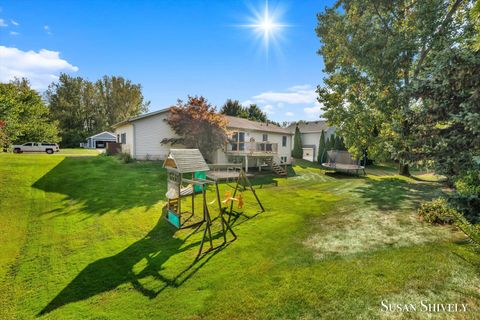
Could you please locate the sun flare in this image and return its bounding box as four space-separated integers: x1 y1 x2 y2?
239 1 288 57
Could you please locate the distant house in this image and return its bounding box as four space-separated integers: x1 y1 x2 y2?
287 121 336 162
83 131 117 149
112 108 293 172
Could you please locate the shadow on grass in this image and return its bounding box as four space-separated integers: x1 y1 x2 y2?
354 178 437 211
38 217 228 316
32 156 167 215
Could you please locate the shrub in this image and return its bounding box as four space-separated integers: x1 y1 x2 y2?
450 170 480 223
451 209 480 246
455 170 480 197
117 152 133 163
417 198 455 224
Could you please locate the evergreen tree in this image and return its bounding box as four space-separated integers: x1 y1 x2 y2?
334 135 342 150
246 104 267 122
291 126 303 158
220 99 247 118
326 134 335 151
317 130 326 163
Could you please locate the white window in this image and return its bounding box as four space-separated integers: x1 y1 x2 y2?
280 156 287 163
231 132 245 151
262 134 268 142
282 136 287 147
121 133 126 144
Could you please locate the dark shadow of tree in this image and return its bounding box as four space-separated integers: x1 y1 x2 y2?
354 178 439 211
32 156 167 215
38 217 228 316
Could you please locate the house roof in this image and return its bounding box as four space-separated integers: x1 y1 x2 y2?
112 107 172 128
113 107 292 134
163 149 210 173
225 116 292 134
87 131 116 140
287 120 333 133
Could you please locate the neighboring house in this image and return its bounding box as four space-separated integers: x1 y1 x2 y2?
112 109 293 172
82 131 117 149
287 121 336 162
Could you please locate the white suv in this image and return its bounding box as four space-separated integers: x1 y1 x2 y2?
13 142 60 154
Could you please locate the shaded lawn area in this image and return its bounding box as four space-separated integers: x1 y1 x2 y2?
0 154 479 319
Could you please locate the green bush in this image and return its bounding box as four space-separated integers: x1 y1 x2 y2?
455 170 480 197
117 152 133 163
450 170 480 223
451 209 480 246
418 198 455 224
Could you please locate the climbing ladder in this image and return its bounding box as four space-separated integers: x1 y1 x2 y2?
265 157 287 176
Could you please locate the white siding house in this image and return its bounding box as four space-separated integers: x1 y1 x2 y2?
287 121 336 162
113 109 293 171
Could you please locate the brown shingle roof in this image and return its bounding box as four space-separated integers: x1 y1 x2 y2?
113 108 292 134
225 116 292 134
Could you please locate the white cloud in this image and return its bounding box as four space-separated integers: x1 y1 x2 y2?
288 84 313 91
11 19 19 26
9 31 19 36
244 84 324 120
251 85 317 105
0 46 79 90
303 104 323 118
262 104 275 115
44 25 52 35
0 18 7 27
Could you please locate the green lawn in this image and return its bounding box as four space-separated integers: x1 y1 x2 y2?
0 153 478 319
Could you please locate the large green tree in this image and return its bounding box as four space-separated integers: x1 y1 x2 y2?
46 74 149 147
316 0 471 175
0 79 59 146
220 99 268 122
472 0 480 50
246 104 267 122
410 46 480 181
220 99 248 118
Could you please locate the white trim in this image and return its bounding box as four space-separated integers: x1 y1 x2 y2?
88 131 116 139
111 107 171 128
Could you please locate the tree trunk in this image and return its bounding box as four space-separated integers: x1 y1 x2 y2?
399 66 411 177
399 163 410 176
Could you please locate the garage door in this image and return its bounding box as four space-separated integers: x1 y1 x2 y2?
302 148 314 162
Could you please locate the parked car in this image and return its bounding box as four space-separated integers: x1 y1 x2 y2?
12 142 60 154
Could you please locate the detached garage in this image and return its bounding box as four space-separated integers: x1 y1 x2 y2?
84 131 117 149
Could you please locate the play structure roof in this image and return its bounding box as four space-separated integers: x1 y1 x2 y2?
163 149 210 173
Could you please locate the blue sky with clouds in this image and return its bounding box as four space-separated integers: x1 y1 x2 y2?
0 0 334 122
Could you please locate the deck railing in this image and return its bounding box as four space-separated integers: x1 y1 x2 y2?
226 141 278 154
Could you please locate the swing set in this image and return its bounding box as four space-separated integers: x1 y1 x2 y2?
162 149 264 259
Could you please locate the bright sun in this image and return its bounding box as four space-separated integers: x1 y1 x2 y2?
239 1 288 57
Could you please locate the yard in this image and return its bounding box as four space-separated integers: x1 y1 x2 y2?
0 151 478 319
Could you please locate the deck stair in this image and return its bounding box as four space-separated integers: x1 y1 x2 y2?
265 158 287 176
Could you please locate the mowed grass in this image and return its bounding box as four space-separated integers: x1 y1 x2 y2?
0 154 478 319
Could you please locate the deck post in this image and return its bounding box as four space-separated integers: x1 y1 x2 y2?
244 155 248 173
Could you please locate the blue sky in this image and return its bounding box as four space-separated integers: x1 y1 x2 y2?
0 0 333 122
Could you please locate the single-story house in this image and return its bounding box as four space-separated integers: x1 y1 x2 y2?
82 131 117 149
112 108 293 172
287 121 336 162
